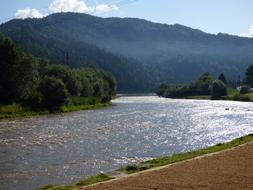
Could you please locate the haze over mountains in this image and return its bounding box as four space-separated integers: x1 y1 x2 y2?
1 12 253 92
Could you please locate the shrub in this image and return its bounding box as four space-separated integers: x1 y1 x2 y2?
23 91 43 111
39 76 69 112
125 165 138 172
233 93 251 102
211 80 227 100
101 95 111 103
240 85 251 94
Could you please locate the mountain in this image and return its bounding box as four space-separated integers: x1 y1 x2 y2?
1 12 253 91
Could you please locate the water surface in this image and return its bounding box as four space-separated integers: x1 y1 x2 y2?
0 96 253 190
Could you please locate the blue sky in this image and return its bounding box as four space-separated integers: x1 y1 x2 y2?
1 0 253 37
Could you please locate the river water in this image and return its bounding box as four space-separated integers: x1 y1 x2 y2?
0 96 253 190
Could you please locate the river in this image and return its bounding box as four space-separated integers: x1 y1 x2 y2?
0 96 253 190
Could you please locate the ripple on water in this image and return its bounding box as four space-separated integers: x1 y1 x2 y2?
0 96 253 190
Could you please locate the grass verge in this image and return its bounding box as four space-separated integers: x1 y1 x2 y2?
35 174 114 190
185 90 253 102
119 134 253 174
0 104 48 120
61 102 110 113
36 134 253 190
0 102 111 120
186 95 211 100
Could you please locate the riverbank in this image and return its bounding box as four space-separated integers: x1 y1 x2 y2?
181 89 253 102
80 134 253 190
36 134 253 190
0 102 111 120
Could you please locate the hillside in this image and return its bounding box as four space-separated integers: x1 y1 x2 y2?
1 12 253 91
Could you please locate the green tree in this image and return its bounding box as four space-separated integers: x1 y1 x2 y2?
218 73 227 84
45 64 80 96
39 76 69 112
240 85 251 94
104 73 117 97
74 69 93 97
245 65 253 87
155 82 171 97
211 80 227 100
0 34 38 104
199 72 213 83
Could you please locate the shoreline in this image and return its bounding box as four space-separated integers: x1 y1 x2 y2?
0 102 112 121
80 136 253 190
36 134 253 190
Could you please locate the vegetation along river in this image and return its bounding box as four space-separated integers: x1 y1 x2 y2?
0 96 253 190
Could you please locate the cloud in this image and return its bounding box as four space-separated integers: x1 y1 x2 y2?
240 26 253 38
49 0 90 13
14 0 119 19
95 4 119 14
15 8 43 19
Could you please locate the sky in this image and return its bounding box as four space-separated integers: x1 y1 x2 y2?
1 0 253 37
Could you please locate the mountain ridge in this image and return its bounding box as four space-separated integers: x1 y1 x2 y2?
1 12 253 91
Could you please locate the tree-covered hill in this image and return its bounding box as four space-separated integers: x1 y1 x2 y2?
1 12 253 91
0 33 117 115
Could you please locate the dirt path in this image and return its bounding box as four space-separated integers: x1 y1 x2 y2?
78 142 253 190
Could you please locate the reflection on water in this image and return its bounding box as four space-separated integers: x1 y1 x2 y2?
0 96 253 190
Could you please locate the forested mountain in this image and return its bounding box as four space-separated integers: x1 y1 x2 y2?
1 12 253 91
0 33 116 113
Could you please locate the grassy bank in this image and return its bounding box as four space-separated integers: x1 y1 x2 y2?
0 97 111 120
36 173 114 190
120 134 253 174
36 134 253 190
188 88 253 102
0 104 48 120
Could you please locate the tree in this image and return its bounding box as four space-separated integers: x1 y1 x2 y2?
245 65 253 87
240 85 251 94
185 72 213 96
218 73 227 84
104 73 117 97
211 80 227 100
155 82 171 97
45 64 80 96
38 76 69 112
0 33 38 104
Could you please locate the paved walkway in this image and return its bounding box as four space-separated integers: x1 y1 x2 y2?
78 142 253 190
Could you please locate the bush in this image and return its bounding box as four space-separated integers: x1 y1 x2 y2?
23 91 43 111
211 80 227 100
0 103 23 114
125 165 138 172
101 95 111 103
233 93 251 102
240 85 251 94
39 76 69 112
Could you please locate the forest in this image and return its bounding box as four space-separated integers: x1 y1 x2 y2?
156 67 253 101
0 33 116 117
1 13 253 92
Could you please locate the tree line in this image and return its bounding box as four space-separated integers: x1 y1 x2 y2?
0 33 116 112
156 65 253 101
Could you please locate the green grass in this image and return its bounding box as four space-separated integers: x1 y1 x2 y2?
224 90 253 102
35 134 253 189
186 88 253 102
227 87 238 97
245 92 253 100
0 97 111 120
35 173 114 190
186 95 211 100
119 134 253 174
61 102 110 113
75 173 114 186
61 96 111 113
0 104 48 120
